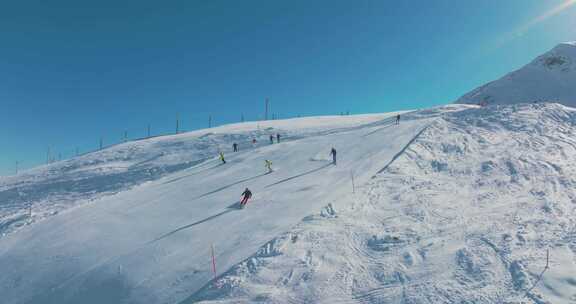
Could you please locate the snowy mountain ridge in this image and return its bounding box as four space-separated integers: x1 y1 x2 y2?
456 42 576 107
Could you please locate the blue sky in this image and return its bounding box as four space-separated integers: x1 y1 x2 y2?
1 0 575 175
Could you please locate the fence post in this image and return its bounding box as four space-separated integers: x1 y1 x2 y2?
265 98 269 120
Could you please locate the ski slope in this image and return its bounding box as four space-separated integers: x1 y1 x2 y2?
0 109 436 304
2 103 576 304
0 113 403 237
192 103 576 304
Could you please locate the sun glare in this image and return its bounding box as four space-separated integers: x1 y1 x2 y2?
491 0 576 51
525 0 576 29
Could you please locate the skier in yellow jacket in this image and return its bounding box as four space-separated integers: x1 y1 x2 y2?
219 152 226 164
265 159 273 173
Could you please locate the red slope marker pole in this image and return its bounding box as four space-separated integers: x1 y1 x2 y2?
211 244 217 279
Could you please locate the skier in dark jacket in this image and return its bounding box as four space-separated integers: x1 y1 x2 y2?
240 188 252 207
330 148 337 165
395 114 400 125
233 143 238 152
276 133 281 143
269 135 274 144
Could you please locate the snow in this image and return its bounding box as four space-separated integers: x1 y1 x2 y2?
191 103 576 304
2 103 576 304
456 42 576 107
0 113 401 237
0 110 417 303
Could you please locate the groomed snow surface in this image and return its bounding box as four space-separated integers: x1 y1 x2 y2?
1 104 576 304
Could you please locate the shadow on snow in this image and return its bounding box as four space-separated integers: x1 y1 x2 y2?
149 203 241 243
194 172 270 199
265 163 332 188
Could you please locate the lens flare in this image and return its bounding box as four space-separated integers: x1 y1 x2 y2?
522 0 576 31
492 0 576 50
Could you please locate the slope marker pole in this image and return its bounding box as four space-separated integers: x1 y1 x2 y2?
211 244 217 279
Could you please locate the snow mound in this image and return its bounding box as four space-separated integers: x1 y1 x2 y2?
456 43 576 107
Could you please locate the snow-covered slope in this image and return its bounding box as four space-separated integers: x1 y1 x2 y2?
0 109 426 304
0 113 401 237
2 104 576 304
456 42 576 107
191 103 576 304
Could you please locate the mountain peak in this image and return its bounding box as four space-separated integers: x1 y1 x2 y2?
456 42 576 107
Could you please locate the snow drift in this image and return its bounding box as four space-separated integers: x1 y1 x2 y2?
456 42 576 107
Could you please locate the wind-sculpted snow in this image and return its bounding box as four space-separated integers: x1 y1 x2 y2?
190 103 576 304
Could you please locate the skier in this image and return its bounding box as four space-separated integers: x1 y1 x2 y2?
269 135 274 144
265 159 273 173
276 133 281 143
330 147 337 165
233 143 238 152
252 138 257 146
219 152 226 164
396 114 400 125
240 188 252 207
